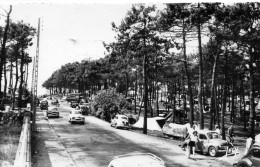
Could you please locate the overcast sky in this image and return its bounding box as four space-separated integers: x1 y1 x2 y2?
1 0 241 95
3 2 142 95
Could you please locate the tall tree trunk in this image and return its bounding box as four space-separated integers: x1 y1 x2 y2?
0 6 12 100
182 21 194 128
209 54 219 130
4 63 7 99
221 53 228 140
230 77 235 123
142 19 148 134
13 56 19 109
249 46 255 139
18 50 25 107
197 3 204 129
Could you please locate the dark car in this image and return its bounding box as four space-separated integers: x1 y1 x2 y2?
70 101 78 108
46 107 59 118
40 100 48 110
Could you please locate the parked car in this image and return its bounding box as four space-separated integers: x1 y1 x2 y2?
111 114 130 129
183 130 230 157
68 109 85 124
46 107 59 118
40 100 48 110
108 153 166 167
70 101 78 108
235 143 260 167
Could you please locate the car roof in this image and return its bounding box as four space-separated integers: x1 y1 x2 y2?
48 107 58 110
110 153 165 167
116 114 128 117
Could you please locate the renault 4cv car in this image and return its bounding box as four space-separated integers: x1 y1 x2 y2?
68 109 85 124
184 130 230 157
111 114 130 130
46 107 59 118
40 100 48 110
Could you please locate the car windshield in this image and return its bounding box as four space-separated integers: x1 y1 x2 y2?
207 132 221 139
121 116 128 120
72 110 81 114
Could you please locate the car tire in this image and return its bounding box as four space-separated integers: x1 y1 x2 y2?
237 162 250 167
208 146 217 157
115 123 118 129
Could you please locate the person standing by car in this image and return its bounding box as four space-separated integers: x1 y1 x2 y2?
228 123 235 145
215 125 220 134
188 131 199 159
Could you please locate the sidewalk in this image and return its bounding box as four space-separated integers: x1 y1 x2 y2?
31 110 76 167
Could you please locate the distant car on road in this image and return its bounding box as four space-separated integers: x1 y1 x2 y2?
108 153 166 167
68 109 85 124
111 114 130 130
235 142 260 167
70 101 78 108
40 100 48 110
183 130 230 157
46 107 59 118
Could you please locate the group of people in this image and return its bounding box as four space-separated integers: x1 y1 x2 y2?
180 122 235 159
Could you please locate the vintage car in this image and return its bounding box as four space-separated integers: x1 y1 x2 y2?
111 114 130 130
183 130 230 157
79 105 89 115
51 99 59 105
40 100 48 110
46 107 59 118
235 143 260 167
68 109 85 124
70 101 78 108
108 153 166 167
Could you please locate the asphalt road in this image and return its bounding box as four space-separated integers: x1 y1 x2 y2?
35 101 234 167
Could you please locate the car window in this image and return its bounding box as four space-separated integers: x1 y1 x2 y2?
121 117 128 120
252 149 260 158
207 132 221 139
73 110 81 114
199 134 207 140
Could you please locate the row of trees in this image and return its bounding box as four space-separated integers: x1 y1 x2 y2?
43 3 260 138
0 6 36 108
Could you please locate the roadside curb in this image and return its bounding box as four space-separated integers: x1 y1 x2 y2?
34 110 77 167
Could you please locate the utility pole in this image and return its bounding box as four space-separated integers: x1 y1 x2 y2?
32 18 40 130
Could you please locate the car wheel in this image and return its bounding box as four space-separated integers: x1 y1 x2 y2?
237 162 249 167
82 122 85 125
115 123 118 129
208 146 217 157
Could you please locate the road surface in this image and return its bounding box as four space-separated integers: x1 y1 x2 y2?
32 101 234 167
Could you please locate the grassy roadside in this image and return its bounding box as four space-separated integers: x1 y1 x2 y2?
0 122 22 167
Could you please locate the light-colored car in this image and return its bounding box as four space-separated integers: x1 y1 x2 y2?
111 114 130 129
184 130 230 157
235 143 260 167
68 109 85 124
46 107 59 118
108 153 166 167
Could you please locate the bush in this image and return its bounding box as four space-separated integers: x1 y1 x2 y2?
92 88 133 120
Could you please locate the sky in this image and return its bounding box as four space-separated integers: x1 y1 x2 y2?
0 0 243 95
1 2 141 95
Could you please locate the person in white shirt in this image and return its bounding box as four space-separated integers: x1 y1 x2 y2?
187 130 199 159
